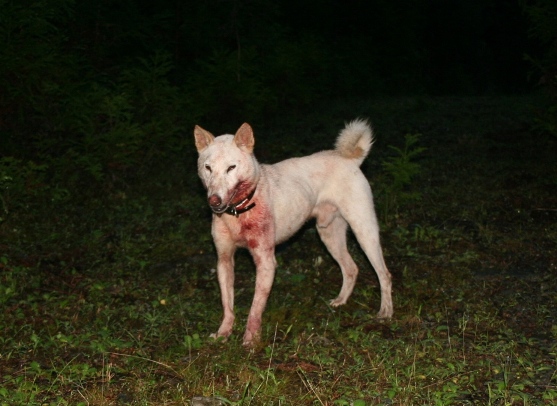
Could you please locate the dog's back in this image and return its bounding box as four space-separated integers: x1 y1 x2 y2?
258 119 376 244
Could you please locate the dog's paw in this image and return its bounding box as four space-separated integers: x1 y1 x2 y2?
209 333 228 343
329 297 347 307
242 330 261 349
376 307 394 319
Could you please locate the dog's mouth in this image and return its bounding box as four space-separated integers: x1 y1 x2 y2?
210 204 229 214
208 187 256 217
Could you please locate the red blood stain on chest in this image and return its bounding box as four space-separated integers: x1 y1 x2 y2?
237 202 272 250
217 180 273 251
232 180 254 205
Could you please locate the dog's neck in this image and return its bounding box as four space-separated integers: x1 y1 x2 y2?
225 187 256 217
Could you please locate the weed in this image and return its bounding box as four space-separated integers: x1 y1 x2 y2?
380 133 426 223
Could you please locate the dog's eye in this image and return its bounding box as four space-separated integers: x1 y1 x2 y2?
204 164 212 172
227 165 236 173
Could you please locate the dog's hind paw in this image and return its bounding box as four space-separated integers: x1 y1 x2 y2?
329 297 347 307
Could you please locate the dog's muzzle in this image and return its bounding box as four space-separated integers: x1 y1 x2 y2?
207 188 256 217
208 194 228 214
208 194 223 208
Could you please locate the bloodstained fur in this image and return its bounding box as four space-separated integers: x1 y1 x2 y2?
231 179 255 207
238 195 272 252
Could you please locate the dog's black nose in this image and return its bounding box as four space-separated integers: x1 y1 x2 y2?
208 194 222 208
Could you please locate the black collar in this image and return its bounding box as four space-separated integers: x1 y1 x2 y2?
225 188 256 217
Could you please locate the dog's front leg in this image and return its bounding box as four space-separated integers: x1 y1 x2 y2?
243 246 276 347
211 244 236 341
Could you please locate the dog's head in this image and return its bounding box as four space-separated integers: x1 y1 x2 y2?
194 123 260 214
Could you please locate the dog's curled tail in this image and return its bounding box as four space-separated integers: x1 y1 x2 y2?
335 119 374 166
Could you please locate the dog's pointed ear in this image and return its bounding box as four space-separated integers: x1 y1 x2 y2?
194 125 215 153
234 123 255 153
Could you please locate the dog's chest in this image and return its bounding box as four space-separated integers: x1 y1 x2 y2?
219 203 273 250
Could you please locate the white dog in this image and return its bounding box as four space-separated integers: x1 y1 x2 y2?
194 120 393 346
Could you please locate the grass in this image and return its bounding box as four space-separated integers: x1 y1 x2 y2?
1 95 557 405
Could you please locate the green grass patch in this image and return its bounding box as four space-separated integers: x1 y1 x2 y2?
1 96 556 405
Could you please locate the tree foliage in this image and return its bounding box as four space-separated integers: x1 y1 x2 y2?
0 0 536 184
522 0 557 137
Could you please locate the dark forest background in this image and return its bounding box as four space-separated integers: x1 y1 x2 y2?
0 0 555 194
3 2 557 404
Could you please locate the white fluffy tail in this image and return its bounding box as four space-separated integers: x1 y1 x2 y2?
334 119 374 166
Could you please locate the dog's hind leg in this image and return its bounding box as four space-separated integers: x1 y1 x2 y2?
316 206 359 307
343 206 393 319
